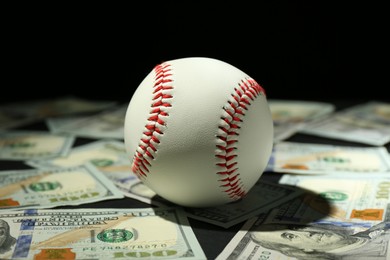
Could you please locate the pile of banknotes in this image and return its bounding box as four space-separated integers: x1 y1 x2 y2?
0 97 389 259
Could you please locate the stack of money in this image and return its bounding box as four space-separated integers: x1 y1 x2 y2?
0 97 389 259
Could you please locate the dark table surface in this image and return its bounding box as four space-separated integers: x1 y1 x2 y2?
1 99 389 259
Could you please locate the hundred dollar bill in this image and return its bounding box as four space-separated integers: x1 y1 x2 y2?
115 175 175 207
116 178 305 228
46 104 127 139
0 207 207 260
278 173 390 225
266 141 390 174
184 180 303 228
216 215 390 260
0 130 75 160
25 140 133 184
268 99 335 142
299 101 390 146
113 174 156 204
45 115 85 133
0 163 124 210
0 96 117 130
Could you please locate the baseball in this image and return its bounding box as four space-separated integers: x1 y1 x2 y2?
124 57 273 207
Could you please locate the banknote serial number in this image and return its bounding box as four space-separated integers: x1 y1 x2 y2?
83 244 169 251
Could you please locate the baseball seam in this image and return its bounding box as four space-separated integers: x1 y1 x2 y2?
215 78 265 200
131 62 173 177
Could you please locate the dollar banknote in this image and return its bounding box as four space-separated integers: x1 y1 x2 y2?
268 99 335 142
114 174 303 225
115 175 175 207
0 96 117 130
216 216 390 259
25 139 133 184
0 163 124 210
0 207 207 260
0 130 75 160
114 179 303 228
24 139 184 207
278 173 390 225
300 101 390 146
93 160 305 223
46 104 127 139
217 172 390 260
184 180 303 228
266 141 390 174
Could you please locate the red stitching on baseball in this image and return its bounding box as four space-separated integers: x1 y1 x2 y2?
131 62 173 178
216 78 265 200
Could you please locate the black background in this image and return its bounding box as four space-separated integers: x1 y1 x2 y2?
2 2 388 104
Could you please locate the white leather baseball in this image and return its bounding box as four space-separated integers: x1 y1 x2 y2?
124 57 273 207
